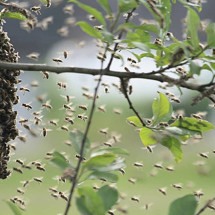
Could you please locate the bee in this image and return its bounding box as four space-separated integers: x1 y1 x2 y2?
124 67 130 73
59 192 68 201
128 178 136 184
99 128 108 135
154 162 163 169
172 183 183 190
63 5 74 14
42 127 51 137
26 52 40 60
51 193 59 199
18 135 27 143
33 177 43 183
131 196 140 202
33 110 42 116
49 187 58 193
192 113 203 120
34 116 42 125
65 117 74 124
199 152 209 159
78 105 88 111
52 58 63 63
113 108 122 115
57 82 67 89
64 140 72 146
15 159 24 165
103 142 112 147
17 188 25 195
166 165 175 171
36 166 46 171
134 162 144 167
158 187 167 195
31 81 39 87
83 92 93 99
98 105 106 112
194 189 204 198
49 119 58 126
119 168 125 175
31 6 41 15
19 87 30 93
46 0 51 7
21 180 30 188
104 87 109 93
22 103 32 110
57 26 69 37
42 101 52 110
77 114 88 121
63 104 72 110
19 118 28 125
87 14 96 21
42 71 49 79
23 124 30 130
61 125 69 132
13 167 23 174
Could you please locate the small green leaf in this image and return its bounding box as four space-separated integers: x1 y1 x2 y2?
160 0 172 31
70 130 90 157
139 127 157 146
50 151 70 170
97 0 112 15
127 116 144 128
206 23 215 48
70 0 105 25
77 187 105 215
76 21 102 39
170 117 215 133
84 153 116 170
186 8 200 49
161 136 182 162
6 201 22 215
87 171 119 182
152 92 173 125
98 147 129 155
0 12 27 21
119 0 138 13
190 61 201 75
168 194 198 215
98 185 119 211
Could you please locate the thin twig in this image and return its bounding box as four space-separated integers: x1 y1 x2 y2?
195 197 215 215
120 78 146 126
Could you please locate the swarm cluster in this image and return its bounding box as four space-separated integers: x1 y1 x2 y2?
0 26 20 179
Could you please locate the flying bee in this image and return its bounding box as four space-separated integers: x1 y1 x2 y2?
42 71 49 79
13 167 23 174
131 196 140 203
33 177 43 183
49 187 58 193
15 159 25 165
59 192 68 201
33 110 42 116
172 183 183 190
36 166 46 171
199 152 209 159
154 162 163 169
34 116 42 125
128 178 136 184
63 5 74 14
21 180 30 188
22 103 32 110
31 80 39 87
57 82 67 89
77 114 88 121
64 140 72 146
192 113 203 120
134 162 144 167
61 125 69 132
113 108 122 115
42 127 51 137
158 187 167 195
49 119 58 126
78 105 88 111
26 52 40 60
166 165 175 171
119 168 125 175
103 142 112 147
52 58 63 63
42 101 52 110
65 117 74 124
19 87 30 94
23 124 30 130
31 6 41 15
194 189 204 198
98 105 106 112
17 188 25 195
18 135 27 143
99 128 108 135
19 118 28 125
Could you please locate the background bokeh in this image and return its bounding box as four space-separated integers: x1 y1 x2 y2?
1 0 215 214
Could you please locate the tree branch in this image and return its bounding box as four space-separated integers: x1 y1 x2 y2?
195 197 215 215
0 61 202 91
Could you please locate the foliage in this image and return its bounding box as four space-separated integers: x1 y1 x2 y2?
0 0 215 215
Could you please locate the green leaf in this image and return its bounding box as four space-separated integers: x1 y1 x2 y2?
97 147 129 155
160 0 172 31
70 130 90 157
97 0 112 15
77 187 105 215
186 8 200 49
50 151 70 170
161 136 182 162
87 171 119 182
189 61 201 75
98 185 118 211
70 0 105 25
76 21 102 39
139 127 157 146
0 12 27 21
127 116 144 128
6 201 22 215
119 0 138 13
170 117 215 133
168 194 198 215
152 92 173 125
206 23 215 48
84 153 116 170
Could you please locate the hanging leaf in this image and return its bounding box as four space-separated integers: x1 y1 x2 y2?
70 130 90 157
170 117 215 133
76 21 102 39
161 135 182 162
118 0 138 13
139 127 157 146
98 185 119 211
97 0 112 15
77 187 105 215
70 0 106 26
186 8 200 49
206 23 215 48
168 194 198 215
127 116 144 128
50 151 71 170
6 201 22 215
152 92 173 125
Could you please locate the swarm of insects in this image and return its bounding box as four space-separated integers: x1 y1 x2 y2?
0 26 20 179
